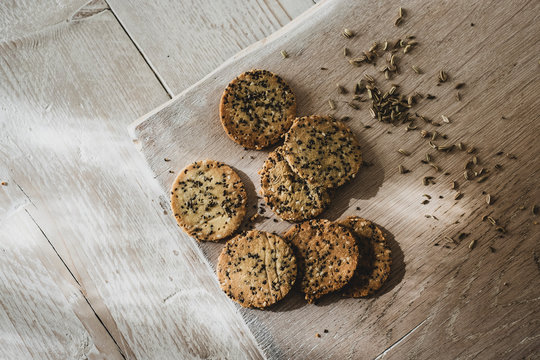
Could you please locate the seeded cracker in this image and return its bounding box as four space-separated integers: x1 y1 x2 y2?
337 217 391 297
259 147 331 221
283 115 362 188
171 160 247 241
284 219 359 303
217 230 297 308
220 69 297 149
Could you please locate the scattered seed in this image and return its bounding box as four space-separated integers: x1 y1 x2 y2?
451 181 458 190
477 176 489 183
412 65 421 74
456 142 464 151
320 67 328 70
464 170 471 180
343 47 350 57
438 70 448 82
316 333 321 338
403 45 412 54
364 74 375 82
420 130 429 138
455 82 465 89
406 123 417 131
426 94 436 99
369 108 376 118
422 200 430 205
466 146 476 154
328 99 336 110
454 192 463 200
438 144 454 152
398 149 410 156
429 141 438 149
337 84 348 94
486 194 492 205
423 176 434 186
342 28 354 38
1 182 7 186
455 91 461 101
347 102 360 110
487 216 497 225
444 236 457 244
469 239 477 250
164 158 171 162
394 17 403 27
341 116 351 122
494 164 503 170
399 165 405 174
280 50 289 59
423 194 432 199
441 115 450 123
495 226 506 233
349 58 365 67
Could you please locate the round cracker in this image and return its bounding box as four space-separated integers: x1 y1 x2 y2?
170 160 246 241
282 115 362 188
219 69 297 150
337 216 392 297
217 230 297 308
259 147 331 221
283 219 359 303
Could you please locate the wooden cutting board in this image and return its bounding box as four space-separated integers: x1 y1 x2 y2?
130 0 540 358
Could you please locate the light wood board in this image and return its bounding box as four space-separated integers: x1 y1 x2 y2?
0 2 264 358
107 0 315 95
132 0 540 358
0 169 123 360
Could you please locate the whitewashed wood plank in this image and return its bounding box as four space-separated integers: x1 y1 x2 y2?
131 0 540 358
0 0 107 42
0 175 123 360
0 7 262 360
107 0 314 95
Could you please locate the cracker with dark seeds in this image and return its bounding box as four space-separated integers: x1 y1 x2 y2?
283 115 362 188
284 219 359 303
171 160 246 241
217 230 297 308
220 69 297 150
337 216 391 297
259 147 331 221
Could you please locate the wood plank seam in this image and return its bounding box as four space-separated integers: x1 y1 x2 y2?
374 318 429 360
104 1 174 98
23 204 128 359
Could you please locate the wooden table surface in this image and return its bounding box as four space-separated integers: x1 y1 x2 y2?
0 1 313 359
1 0 538 359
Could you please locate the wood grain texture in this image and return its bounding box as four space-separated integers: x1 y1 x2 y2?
132 0 540 358
0 173 123 360
0 6 263 360
107 0 315 95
